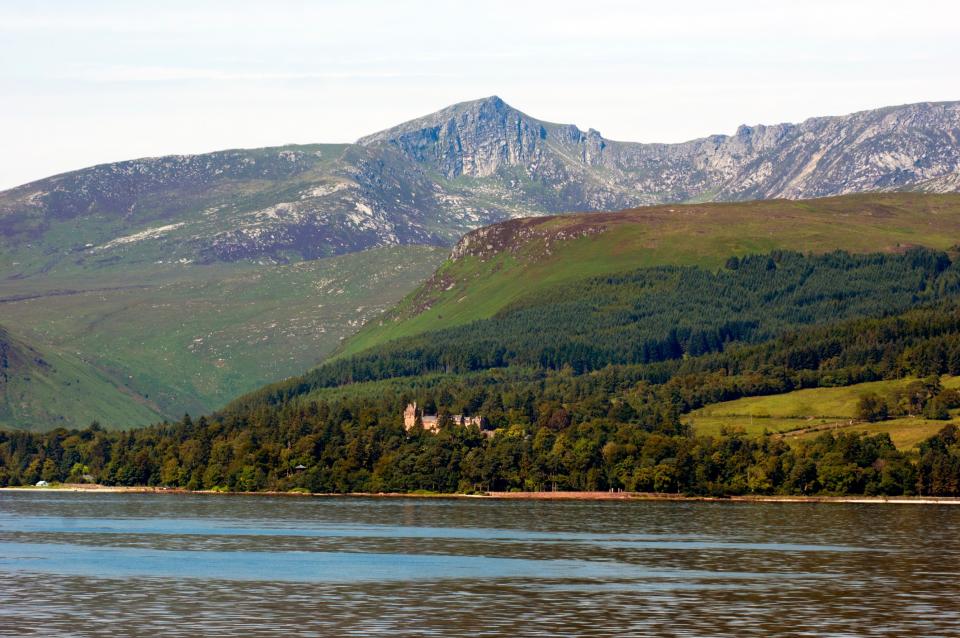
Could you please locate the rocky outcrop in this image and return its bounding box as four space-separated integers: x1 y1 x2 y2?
449 216 604 262
360 96 960 204
358 96 546 178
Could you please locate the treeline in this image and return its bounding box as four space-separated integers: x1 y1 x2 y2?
240 248 960 409
5 304 960 495
2 394 958 497
659 305 960 413
856 377 960 422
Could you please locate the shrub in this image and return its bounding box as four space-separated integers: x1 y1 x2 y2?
856 393 889 422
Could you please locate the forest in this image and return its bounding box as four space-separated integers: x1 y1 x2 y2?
4 248 960 496
265 248 960 396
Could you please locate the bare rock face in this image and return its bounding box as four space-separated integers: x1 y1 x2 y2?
360 96 960 205
1 96 958 272
359 96 545 178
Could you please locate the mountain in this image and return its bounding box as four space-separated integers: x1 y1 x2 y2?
0 143 444 274
2 97 959 275
10 195 960 496
226 192 960 412
360 97 960 206
1 98 959 431
176 189 960 496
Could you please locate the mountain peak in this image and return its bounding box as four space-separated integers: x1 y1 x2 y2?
458 94 508 110
357 95 544 178
357 95 523 144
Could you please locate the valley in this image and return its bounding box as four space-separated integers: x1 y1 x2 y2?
0 246 445 430
0 324 164 429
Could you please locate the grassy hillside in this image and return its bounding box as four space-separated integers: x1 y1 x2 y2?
688 376 960 449
339 193 960 357
0 325 164 430
0 246 446 430
299 248 960 392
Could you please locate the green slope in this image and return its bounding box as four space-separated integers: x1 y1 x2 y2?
0 325 164 430
0 246 446 430
339 193 960 357
0 140 451 431
688 376 960 450
299 248 960 392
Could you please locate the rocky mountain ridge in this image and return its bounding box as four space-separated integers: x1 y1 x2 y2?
361 97 960 202
2 97 958 274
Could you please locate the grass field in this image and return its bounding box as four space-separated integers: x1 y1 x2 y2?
0 326 166 430
687 376 960 449
1 246 446 430
339 193 960 357
787 418 948 451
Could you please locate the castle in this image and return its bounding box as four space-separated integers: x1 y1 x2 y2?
403 402 482 433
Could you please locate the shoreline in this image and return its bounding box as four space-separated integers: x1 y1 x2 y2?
3 484 960 505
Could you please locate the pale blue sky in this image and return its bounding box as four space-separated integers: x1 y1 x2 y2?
1 0 958 189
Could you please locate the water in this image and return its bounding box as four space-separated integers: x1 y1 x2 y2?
1 493 958 636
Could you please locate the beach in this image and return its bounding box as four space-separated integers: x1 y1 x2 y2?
5 484 960 504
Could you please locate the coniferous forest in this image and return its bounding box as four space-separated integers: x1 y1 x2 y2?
4 249 960 496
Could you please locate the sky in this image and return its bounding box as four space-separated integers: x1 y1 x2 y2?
1 0 958 190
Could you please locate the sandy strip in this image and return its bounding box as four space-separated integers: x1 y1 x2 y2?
3 485 960 504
